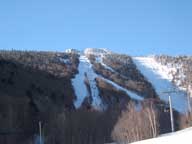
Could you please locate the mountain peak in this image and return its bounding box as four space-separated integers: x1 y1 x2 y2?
84 48 112 56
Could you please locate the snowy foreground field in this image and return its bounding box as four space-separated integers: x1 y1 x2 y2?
130 127 192 144
110 127 192 144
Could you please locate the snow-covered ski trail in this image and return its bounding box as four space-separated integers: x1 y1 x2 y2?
133 57 188 113
72 55 103 109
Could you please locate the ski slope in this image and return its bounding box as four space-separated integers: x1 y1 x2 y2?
131 127 192 144
133 57 188 113
72 56 89 108
72 55 103 109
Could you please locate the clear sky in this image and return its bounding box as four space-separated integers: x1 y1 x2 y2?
0 0 192 56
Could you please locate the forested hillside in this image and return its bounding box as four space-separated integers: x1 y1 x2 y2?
0 49 191 144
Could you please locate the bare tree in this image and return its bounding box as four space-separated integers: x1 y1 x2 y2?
112 101 159 143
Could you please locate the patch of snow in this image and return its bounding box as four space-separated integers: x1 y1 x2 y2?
131 127 192 144
95 55 116 73
101 62 115 72
133 57 188 113
72 55 103 109
59 57 70 64
65 48 79 54
95 54 130 80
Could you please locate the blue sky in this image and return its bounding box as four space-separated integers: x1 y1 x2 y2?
0 0 192 55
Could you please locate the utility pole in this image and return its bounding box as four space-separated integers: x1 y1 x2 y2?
162 90 177 132
39 121 42 144
187 92 192 114
169 95 174 132
187 86 192 114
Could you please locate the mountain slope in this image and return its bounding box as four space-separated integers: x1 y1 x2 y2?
72 50 144 110
133 57 188 113
0 48 191 144
70 49 190 112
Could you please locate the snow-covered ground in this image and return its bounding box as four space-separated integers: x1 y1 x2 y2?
72 55 103 109
133 57 188 113
131 127 192 144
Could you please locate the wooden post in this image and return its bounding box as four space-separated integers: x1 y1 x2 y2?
169 96 174 132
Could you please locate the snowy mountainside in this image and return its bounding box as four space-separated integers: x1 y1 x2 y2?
87 49 157 99
71 48 190 113
0 49 191 144
72 48 144 109
133 57 188 113
154 55 192 97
